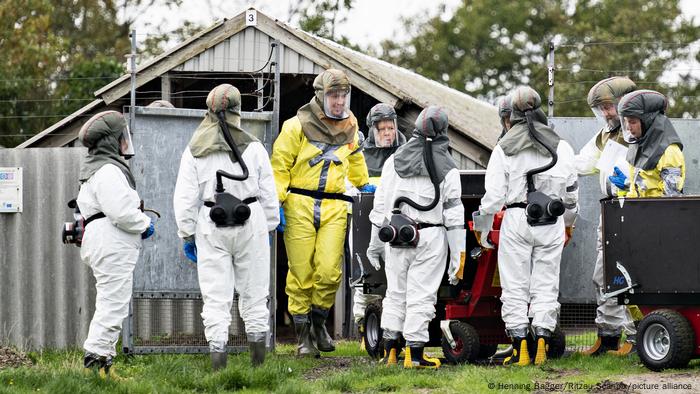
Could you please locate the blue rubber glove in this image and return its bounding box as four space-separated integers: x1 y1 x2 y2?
608 166 628 190
358 183 377 193
183 240 197 263
141 220 155 239
276 206 286 233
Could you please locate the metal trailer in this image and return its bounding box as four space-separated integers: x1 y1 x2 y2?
602 197 700 370
352 170 567 363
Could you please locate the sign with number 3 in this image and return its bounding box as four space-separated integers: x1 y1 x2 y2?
246 9 257 26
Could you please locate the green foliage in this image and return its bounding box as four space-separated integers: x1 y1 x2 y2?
290 0 359 49
380 0 700 118
0 342 697 394
0 0 191 147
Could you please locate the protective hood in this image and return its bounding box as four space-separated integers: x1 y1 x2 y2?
587 76 637 131
189 84 258 162
497 95 512 140
297 69 357 145
78 111 136 189
619 90 683 170
393 106 457 183
587 76 637 107
499 86 560 156
362 125 407 177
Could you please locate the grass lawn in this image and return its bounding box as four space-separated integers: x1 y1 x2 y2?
0 341 697 393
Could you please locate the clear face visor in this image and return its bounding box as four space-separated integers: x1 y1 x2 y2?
323 87 351 120
620 115 642 143
591 101 620 131
372 118 398 148
120 124 135 158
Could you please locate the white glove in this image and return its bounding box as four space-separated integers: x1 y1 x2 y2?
366 225 384 271
472 210 495 249
446 228 466 285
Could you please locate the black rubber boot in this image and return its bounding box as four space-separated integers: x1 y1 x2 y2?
310 306 335 352
503 337 530 366
533 335 550 365
581 335 620 356
294 315 320 358
249 341 266 367
403 345 441 369
210 352 228 371
380 339 400 366
84 353 111 376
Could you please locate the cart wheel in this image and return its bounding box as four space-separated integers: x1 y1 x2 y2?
441 321 480 364
478 343 499 359
637 309 694 371
528 326 566 359
364 301 384 359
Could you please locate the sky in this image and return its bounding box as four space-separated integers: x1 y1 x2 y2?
127 0 700 85
129 0 700 46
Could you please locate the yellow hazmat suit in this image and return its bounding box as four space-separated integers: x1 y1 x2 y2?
272 70 369 317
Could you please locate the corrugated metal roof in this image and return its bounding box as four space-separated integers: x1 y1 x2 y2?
21 7 499 157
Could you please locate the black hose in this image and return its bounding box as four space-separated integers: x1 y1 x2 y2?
215 111 249 192
524 110 558 193
392 137 441 212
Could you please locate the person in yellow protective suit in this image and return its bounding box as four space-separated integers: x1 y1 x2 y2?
576 77 640 357
271 69 372 357
609 90 685 199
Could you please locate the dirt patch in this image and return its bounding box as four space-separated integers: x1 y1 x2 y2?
0 347 32 369
617 372 700 394
303 356 370 380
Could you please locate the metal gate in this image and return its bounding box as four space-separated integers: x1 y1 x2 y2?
122 106 276 354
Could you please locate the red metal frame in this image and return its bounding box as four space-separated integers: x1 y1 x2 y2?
446 211 509 345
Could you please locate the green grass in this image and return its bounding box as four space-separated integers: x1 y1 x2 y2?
0 341 697 393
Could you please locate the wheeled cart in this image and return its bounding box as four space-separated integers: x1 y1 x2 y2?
602 197 700 370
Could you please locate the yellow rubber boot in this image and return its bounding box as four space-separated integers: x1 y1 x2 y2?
608 340 636 356
503 338 530 366
533 337 548 366
403 346 441 369
580 336 619 356
380 339 400 366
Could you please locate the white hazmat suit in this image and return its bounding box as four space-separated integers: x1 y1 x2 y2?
79 164 150 357
480 142 578 333
173 143 279 346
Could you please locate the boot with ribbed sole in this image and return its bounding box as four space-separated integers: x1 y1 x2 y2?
533 336 549 366
380 339 401 366
608 337 636 356
403 346 441 369
580 335 619 356
503 337 530 366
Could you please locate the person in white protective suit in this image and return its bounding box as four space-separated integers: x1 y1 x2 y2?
352 103 406 351
77 110 155 377
576 77 639 357
366 106 465 369
475 86 578 366
173 84 279 370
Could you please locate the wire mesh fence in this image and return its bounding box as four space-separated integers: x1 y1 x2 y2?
128 292 248 353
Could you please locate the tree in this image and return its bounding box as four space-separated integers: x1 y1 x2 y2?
380 0 700 118
288 0 357 48
0 0 187 147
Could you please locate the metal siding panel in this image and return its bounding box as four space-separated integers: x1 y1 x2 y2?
243 27 255 70
0 148 95 350
213 39 226 70
231 33 241 71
